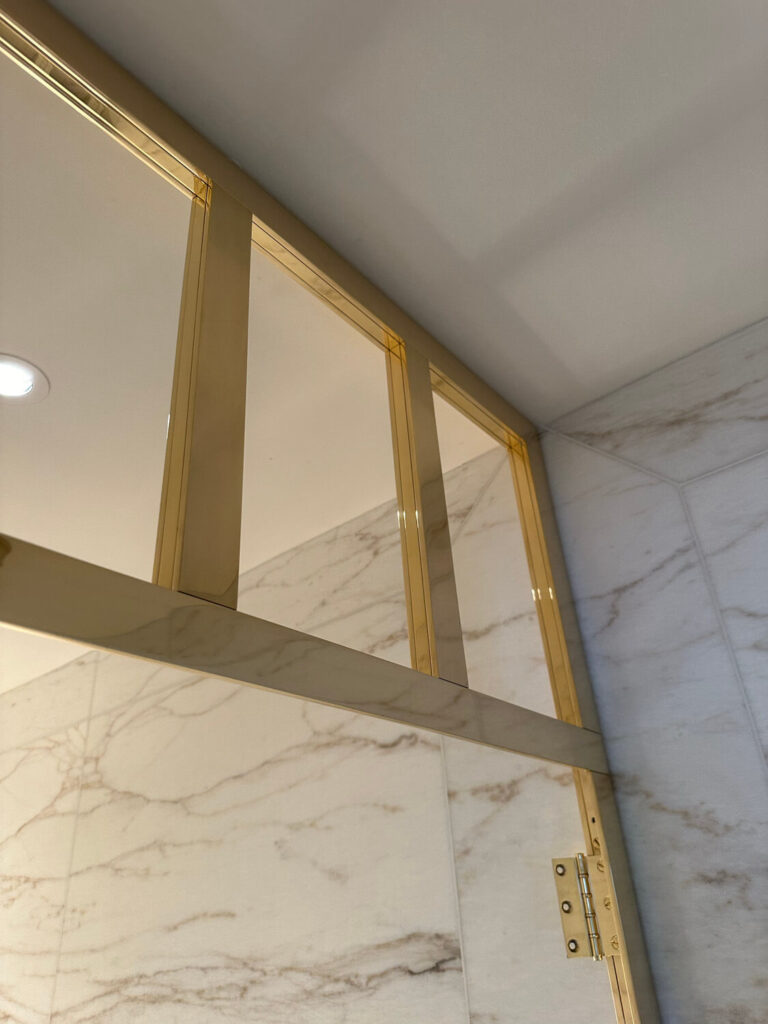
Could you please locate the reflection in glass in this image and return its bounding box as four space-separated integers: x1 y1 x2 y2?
433 393 555 714
0 55 190 579
240 246 410 667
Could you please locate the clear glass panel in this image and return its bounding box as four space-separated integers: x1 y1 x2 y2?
1 623 616 1022
240 246 409 666
433 393 556 714
0 55 190 580
443 738 617 1023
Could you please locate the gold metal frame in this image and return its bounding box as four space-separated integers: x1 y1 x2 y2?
0 5 660 1022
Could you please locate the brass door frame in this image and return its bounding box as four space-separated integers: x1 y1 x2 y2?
0 6 659 1023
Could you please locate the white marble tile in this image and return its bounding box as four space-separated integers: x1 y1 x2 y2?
0 722 87 1024
542 433 744 740
686 453 768 754
0 649 96 755
542 430 768 1023
610 716 768 1024
443 738 618 1024
445 448 554 716
52 669 467 1023
239 493 411 669
552 317 768 481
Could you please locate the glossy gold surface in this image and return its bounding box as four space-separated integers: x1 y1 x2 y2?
0 5 660 1018
0 535 608 772
401 348 468 684
0 9 204 201
154 183 252 608
385 343 437 676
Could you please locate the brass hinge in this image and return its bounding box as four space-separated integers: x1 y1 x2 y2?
552 854 620 961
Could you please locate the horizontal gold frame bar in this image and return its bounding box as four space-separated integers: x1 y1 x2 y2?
0 9 204 200
0 534 608 773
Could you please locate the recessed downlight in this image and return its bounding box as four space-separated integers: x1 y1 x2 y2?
0 354 50 403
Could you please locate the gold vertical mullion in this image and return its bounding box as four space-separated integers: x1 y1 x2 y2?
386 343 468 684
386 342 436 676
508 442 581 725
154 180 252 609
510 437 657 1024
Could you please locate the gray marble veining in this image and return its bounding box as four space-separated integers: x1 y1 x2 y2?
685 452 768 755
543 321 768 1024
1 447 616 1023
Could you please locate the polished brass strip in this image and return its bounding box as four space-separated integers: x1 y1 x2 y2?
401 348 468 685
251 220 396 354
0 10 204 201
154 182 252 609
385 343 436 676
0 535 609 773
1 3 660 1016
0 0 536 447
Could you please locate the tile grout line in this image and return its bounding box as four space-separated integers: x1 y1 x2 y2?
438 736 473 1024
47 656 98 1024
677 487 768 781
542 427 768 780
537 314 768 428
539 427 678 485
681 443 768 485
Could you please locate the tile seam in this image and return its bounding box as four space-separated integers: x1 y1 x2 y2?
438 736 473 1024
47 654 98 1023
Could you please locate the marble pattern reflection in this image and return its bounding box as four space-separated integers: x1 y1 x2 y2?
443 738 616 1024
4 446 614 1024
53 673 466 1023
238 490 410 669
553 317 768 481
444 448 554 715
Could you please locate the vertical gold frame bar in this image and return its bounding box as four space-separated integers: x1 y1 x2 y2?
386 342 468 683
0 7 659 1018
512 435 658 1024
154 180 252 608
424 374 658 1024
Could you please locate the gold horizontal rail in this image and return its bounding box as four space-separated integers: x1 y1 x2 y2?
0 9 205 200
0 534 608 774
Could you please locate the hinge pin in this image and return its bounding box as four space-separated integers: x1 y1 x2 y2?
576 852 603 961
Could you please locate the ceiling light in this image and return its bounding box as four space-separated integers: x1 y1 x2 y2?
0 354 50 403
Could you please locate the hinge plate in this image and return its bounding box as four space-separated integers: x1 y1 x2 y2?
552 854 620 960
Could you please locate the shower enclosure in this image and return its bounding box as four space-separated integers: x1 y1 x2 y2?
0 4 659 1022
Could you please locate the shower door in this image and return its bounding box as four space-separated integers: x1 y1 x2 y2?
0 6 658 1022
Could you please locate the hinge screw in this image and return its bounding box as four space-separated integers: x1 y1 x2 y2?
561 900 572 913
567 939 579 953
555 863 566 876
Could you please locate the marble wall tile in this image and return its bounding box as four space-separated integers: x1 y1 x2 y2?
541 434 743 739
685 453 768 754
0 722 88 1024
0 650 96 757
443 738 617 1024
238 491 411 669
444 448 554 716
552 318 768 481
542 430 768 1023
52 669 467 1023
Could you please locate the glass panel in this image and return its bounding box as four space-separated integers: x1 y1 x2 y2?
240 246 409 666
443 738 617 1023
0 54 190 580
433 393 556 714
1 623 617 1022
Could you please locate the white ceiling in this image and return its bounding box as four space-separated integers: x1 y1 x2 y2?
47 0 768 421
0 52 493 693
